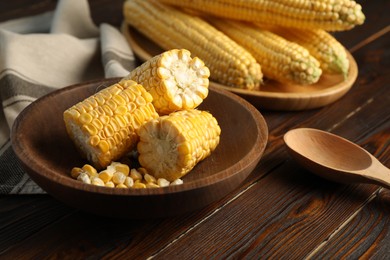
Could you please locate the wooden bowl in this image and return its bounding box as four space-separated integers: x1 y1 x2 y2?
11 78 268 219
122 23 358 111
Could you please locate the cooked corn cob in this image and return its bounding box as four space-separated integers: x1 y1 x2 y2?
123 49 210 115
63 80 159 169
123 0 262 90
264 27 350 77
137 109 221 181
210 19 322 85
157 0 365 31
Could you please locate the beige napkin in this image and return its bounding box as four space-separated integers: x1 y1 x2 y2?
0 0 136 194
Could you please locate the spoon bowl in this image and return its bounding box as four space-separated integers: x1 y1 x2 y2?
284 128 390 188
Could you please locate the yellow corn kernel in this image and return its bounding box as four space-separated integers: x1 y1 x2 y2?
123 0 262 90
133 182 147 189
70 167 83 179
82 164 98 177
77 172 91 184
157 0 365 31
112 172 126 185
170 178 184 186
116 183 128 188
210 19 322 85
144 173 157 184
91 177 105 186
63 79 159 169
98 170 113 183
130 168 143 181
137 109 221 181
124 176 134 187
157 178 170 187
146 183 159 188
114 163 130 176
105 181 115 188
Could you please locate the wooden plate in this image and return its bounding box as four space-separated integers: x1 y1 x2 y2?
11 78 268 219
122 23 358 111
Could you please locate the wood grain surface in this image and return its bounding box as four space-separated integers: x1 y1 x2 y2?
1 0 389 258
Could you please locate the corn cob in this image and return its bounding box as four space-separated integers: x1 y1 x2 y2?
210 19 322 85
137 109 221 181
263 27 350 77
63 80 159 169
157 0 365 31
123 0 262 90
123 49 210 115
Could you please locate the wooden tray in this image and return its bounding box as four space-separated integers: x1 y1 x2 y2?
121 23 358 111
12 78 268 219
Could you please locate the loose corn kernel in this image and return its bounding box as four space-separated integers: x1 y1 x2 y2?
144 173 157 184
77 172 91 184
133 182 147 189
70 167 83 179
130 168 142 181
112 172 126 185
82 164 98 177
105 181 115 188
171 179 184 186
91 177 105 186
114 163 130 176
157 178 170 187
98 170 113 183
124 176 134 187
146 183 159 188
116 183 128 188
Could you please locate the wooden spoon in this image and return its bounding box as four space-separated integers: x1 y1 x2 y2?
283 128 390 188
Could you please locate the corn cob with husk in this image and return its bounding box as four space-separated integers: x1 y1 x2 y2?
137 109 221 181
123 49 210 115
123 0 263 90
157 0 365 31
260 26 350 78
210 19 322 85
63 80 159 169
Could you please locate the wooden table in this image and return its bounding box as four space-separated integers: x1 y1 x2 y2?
1 0 389 258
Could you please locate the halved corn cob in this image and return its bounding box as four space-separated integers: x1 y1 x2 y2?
157 0 365 31
63 80 159 169
123 49 210 115
123 0 262 90
264 27 350 78
210 19 322 85
137 109 221 181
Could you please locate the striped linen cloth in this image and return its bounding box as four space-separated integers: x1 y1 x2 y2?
0 0 136 194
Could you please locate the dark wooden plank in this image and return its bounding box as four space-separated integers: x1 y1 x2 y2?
0 195 75 254
311 186 390 259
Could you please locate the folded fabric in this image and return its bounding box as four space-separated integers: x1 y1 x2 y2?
0 0 136 194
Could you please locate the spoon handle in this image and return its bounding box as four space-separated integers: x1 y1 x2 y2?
365 155 390 189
